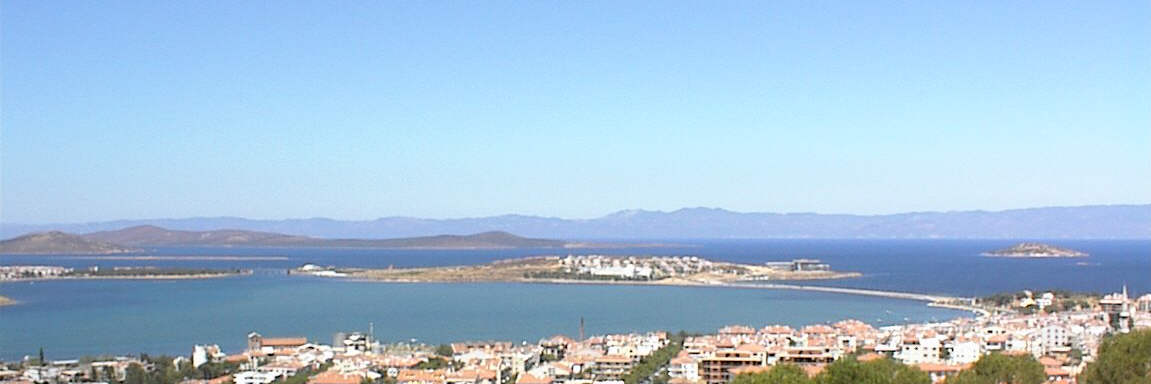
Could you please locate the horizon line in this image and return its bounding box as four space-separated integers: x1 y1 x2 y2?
3 202 1149 226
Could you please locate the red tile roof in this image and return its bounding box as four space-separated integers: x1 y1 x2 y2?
262 337 308 347
309 372 363 384
516 373 553 384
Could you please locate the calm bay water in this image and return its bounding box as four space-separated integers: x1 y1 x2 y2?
1 239 1147 360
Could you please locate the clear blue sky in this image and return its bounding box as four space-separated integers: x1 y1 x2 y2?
2 1 1149 223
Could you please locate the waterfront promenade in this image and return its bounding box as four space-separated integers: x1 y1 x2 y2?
730 283 963 303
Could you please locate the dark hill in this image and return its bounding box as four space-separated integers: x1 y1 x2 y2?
324 231 568 249
0 231 140 254
84 225 310 246
82 226 568 249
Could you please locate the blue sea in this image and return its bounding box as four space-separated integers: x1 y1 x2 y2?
1 239 1147 361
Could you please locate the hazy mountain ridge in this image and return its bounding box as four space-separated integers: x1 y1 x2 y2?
2 205 1148 239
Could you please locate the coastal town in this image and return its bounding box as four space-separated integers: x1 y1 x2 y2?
4 286 1149 384
4 0 1147 383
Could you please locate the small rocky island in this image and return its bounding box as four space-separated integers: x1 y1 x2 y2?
982 242 1087 258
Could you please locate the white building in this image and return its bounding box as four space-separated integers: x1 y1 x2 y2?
234 371 281 384
193 344 225 368
898 336 942 364
667 354 699 381
947 340 982 364
21 366 60 383
1036 292 1055 310
588 265 653 279
1041 326 1070 354
258 361 306 378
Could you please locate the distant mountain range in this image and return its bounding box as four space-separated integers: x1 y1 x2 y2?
2 205 1148 240
0 226 570 254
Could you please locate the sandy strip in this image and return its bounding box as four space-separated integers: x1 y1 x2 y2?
327 274 974 307
0 270 252 282
74 256 290 261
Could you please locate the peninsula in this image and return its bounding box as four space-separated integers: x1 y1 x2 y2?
0 231 140 255
0 265 249 281
981 242 1087 258
294 255 860 285
82 225 576 249
1 226 649 253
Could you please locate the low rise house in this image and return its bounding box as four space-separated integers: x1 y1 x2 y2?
446 368 498 384
193 344 227 368
517 372 554 384
897 336 942 364
916 363 967 383
592 355 633 381
257 360 308 378
248 332 309 356
234 371 280 384
945 338 982 364
397 369 447 384
667 351 699 382
699 349 763 384
778 346 838 366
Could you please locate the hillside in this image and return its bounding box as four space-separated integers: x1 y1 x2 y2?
0 231 140 254
4 204 1147 239
82 226 568 249
982 242 1088 258
83 225 311 246
315 231 569 249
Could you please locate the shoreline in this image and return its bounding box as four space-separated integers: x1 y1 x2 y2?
73 256 290 261
927 302 991 317
319 256 863 289
0 270 252 283
330 274 978 315
980 254 1088 259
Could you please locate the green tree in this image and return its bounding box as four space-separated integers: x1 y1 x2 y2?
277 366 318 384
622 334 685 384
1080 330 1151 384
436 344 455 357
197 360 240 380
815 357 929 384
415 357 461 370
730 364 813 384
948 353 1045 384
125 363 148 384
